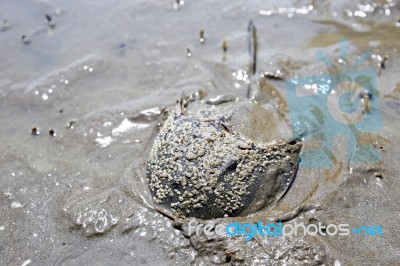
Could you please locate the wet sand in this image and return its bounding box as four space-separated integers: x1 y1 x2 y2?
1 0 400 265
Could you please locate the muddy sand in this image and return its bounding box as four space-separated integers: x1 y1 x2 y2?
1 0 400 265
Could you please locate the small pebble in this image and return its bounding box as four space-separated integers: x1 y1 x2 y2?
49 129 56 136
173 0 184 10
67 120 76 129
380 55 388 69
21 35 30 44
45 14 55 27
222 40 227 52
199 30 205 44
31 127 39 136
1 19 10 31
374 172 383 179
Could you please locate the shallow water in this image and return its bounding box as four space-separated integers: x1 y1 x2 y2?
1 0 400 265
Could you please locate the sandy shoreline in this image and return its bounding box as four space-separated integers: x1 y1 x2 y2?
1 0 399 265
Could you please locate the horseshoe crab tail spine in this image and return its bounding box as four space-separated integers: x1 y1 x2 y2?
247 20 258 99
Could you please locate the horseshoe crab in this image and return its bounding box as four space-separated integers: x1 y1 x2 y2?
147 20 302 219
147 97 301 219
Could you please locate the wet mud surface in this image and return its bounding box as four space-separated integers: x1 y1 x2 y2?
1 0 400 265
